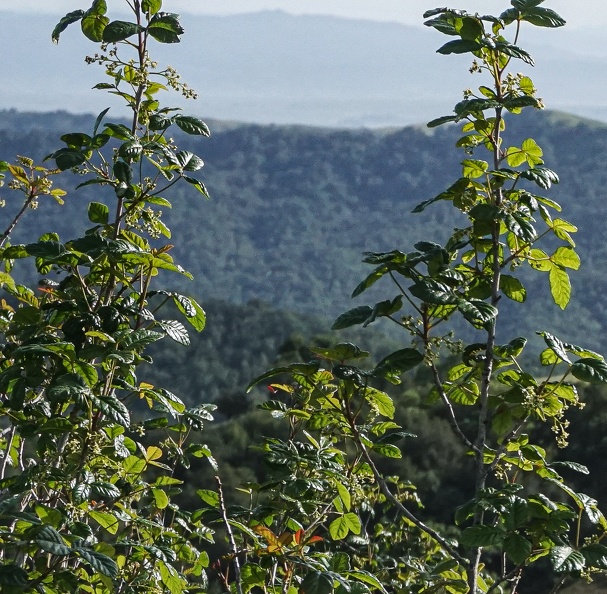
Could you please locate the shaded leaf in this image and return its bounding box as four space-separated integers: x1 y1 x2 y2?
571 358 607 384
437 39 483 55
332 306 373 330
550 546 585 573
52 10 84 43
73 547 119 578
102 20 143 42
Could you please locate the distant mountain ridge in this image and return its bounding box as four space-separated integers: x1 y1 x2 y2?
0 10 606 127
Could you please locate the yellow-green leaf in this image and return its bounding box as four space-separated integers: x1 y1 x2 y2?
500 274 526 302
521 138 543 166
462 159 488 179
549 266 571 309
551 218 577 247
552 246 580 270
506 146 526 167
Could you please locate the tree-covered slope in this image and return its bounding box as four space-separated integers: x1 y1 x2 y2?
3 109 607 353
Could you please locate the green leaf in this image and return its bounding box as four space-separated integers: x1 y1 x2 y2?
88 510 120 535
114 160 133 185
522 7 566 28
552 247 580 270
549 266 571 309
310 343 369 362
0 564 29 586
174 115 211 136
81 12 109 42
504 533 532 565
506 146 527 168
458 299 498 327
31 525 71 556
118 140 143 162
240 563 266 592
157 319 190 346
437 39 483 55
52 10 84 43
551 218 577 246
123 455 146 475
183 175 210 197
152 488 169 509
363 387 395 419
520 166 559 189
448 382 480 405
0 272 16 291
142 0 162 15
462 159 488 179
521 138 544 165
73 547 119 578
301 572 334 594
409 280 458 305
94 395 131 427
469 203 500 221
493 41 534 66
88 202 109 224
332 306 373 330
460 525 505 547
500 275 526 302
102 20 143 42
175 151 204 172
372 349 424 384
52 148 88 171
550 546 586 573
581 543 607 569
148 12 185 43
571 358 607 384
173 295 206 331
329 513 361 540
427 115 458 128
334 481 351 512
372 443 402 458
104 123 134 140
537 332 571 364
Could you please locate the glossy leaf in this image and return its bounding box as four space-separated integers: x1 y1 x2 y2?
300 572 334 594
148 12 184 43
102 20 143 42
174 115 211 136
550 546 585 573
332 306 373 330
73 547 119 578
88 201 109 224
571 358 607 384
157 319 190 345
372 349 424 385
460 525 504 547
52 10 85 43
437 39 483 54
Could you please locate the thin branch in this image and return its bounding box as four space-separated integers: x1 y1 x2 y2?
430 362 479 454
215 475 243 594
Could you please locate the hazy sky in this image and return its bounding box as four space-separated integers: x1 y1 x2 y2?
0 0 604 30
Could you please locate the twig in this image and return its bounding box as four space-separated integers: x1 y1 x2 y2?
215 474 243 594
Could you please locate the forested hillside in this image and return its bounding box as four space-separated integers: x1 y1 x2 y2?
3 108 607 353
4 0 607 589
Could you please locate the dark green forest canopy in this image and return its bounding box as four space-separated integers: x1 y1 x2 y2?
3 109 607 353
